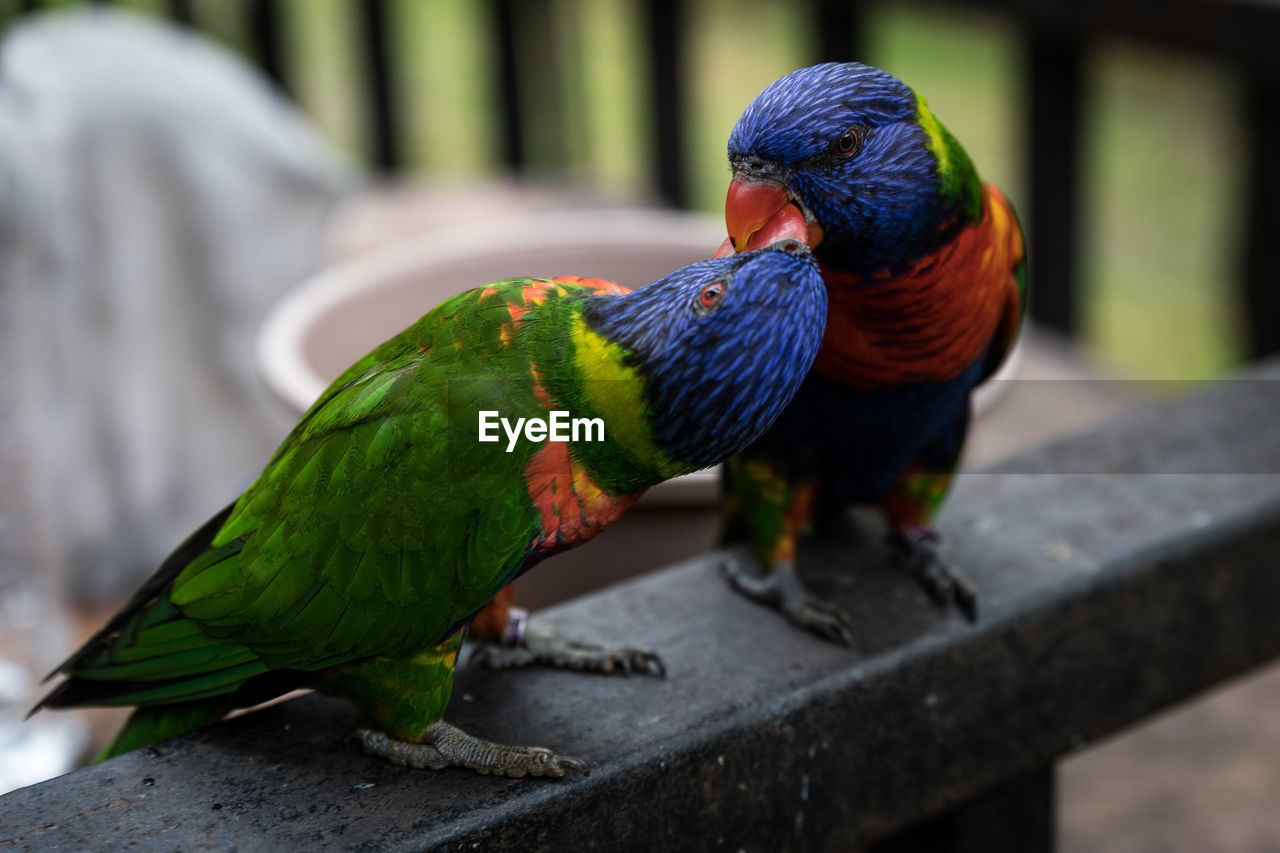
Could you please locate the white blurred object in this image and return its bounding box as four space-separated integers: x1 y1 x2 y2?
0 587 84 793
0 8 350 600
0 8 349 790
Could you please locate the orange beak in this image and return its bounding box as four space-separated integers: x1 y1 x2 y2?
715 175 824 257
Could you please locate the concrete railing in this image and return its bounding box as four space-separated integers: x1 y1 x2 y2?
4 361 1280 851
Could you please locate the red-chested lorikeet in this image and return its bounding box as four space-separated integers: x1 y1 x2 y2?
715 62 1027 644
35 245 826 777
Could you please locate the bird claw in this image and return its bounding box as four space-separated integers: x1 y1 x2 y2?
892 529 979 622
780 598 856 646
721 557 855 646
356 722 589 778
472 624 666 677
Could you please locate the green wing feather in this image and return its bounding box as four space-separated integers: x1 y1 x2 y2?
41 280 591 712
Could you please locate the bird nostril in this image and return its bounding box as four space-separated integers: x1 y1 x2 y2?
774 239 809 258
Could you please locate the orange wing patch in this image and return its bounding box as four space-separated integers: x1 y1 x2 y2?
524 441 639 555
552 275 631 297
504 277 631 395
528 363 554 407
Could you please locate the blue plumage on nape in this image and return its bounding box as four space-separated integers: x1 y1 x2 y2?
729 62 955 276
584 246 826 469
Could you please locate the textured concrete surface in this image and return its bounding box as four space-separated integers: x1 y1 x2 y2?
1061 660 1280 853
4 360 1279 850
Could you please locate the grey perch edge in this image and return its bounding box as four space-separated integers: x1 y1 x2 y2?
4 362 1280 851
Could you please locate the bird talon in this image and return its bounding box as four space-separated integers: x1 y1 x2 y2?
721 557 783 606
638 652 667 678
781 601 855 647
893 530 980 622
358 722 588 778
724 556 857 646
472 625 665 677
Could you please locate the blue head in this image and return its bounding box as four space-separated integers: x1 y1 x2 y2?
725 62 981 275
584 242 826 475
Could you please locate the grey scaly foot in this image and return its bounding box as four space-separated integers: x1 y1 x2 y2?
721 557 855 646
892 528 978 621
471 612 665 676
356 721 588 778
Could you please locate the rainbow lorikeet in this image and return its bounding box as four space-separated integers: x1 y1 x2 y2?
714 62 1027 644
35 245 826 777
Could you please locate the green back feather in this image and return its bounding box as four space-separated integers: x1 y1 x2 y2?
42 278 643 712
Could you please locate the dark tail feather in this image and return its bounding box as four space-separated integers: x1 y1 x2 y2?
31 671 174 716
28 676 114 717
96 697 233 761
45 502 236 683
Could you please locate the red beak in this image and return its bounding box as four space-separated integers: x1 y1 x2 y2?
718 175 823 256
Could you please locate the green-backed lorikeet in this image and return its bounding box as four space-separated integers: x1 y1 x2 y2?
714 62 1027 644
35 245 826 777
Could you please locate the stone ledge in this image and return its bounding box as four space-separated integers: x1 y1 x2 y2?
4 362 1280 851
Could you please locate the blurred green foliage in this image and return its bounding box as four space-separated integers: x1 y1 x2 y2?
294 0 1248 380
867 6 1244 379
0 0 1244 378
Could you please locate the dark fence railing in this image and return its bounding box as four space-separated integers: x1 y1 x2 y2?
246 0 287 94
2 0 1279 353
644 0 688 209
354 0 398 173
491 0 525 173
955 0 1280 356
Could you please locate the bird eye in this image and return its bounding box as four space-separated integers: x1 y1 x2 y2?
835 127 860 157
696 281 726 314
